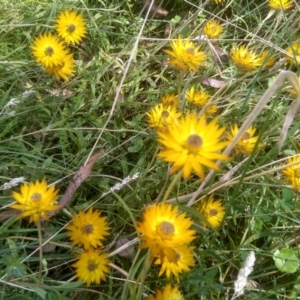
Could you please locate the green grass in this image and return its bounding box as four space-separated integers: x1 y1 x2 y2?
1 0 300 299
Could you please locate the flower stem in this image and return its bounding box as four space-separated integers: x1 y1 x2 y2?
162 169 182 203
37 219 43 281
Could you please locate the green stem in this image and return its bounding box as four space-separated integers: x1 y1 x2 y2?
162 169 182 203
135 251 153 300
37 219 43 281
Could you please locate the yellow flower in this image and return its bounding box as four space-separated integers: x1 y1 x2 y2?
226 124 264 156
55 10 87 44
282 156 300 190
230 45 262 72
213 0 225 3
203 20 223 39
205 104 218 115
286 75 300 98
136 203 196 261
72 248 110 286
147 284 184 300
186 86 210 106
260 50 275 68
157 111 229 179
286 42 300 65
46 53 76 81
154 245 195 278
197 195 225 228
10 180 59 224
268 0 294 10
161 93 179 109
164 37 206 73
31 33 69 68
146 104 181 129
66 208 110 250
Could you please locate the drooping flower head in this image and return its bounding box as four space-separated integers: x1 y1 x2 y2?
154 245 195 278
157 111 229 179
46 53 76 81
164 37 206 73
226 124 264 156
31 33 69 68
10 179 60 224
268 0 294 10
196 195 225 228
55 10 87 44
66 207 110 249
147 284 184 300
282 155 300 190
136 203 196 261
72 248 110 286
186 86 210 107
161 93 179 109
203 20 223 39
146 104 181 130
230 45 262 72
286 42 300 65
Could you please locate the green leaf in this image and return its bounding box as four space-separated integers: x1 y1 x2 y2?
273 248 299 273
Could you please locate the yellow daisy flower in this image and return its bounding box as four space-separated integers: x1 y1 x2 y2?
10 180 60 224
72 248 110 286
286 75 300 98
260 50 276 68
286 42 300 65
203 20 223 39
147 284 184 300
197 195 225 228
66 208 110 250
161 93 179 109
157 111 229 179
282 156 300 190
55 10 87 44
268 0 294 10
136 203 196 261
164 37 207 73
186 86 210 106
46 53 76 81
31 33 68 68
154 245 195 278
230 45 262 72
146 104 181 129
226 124 264 156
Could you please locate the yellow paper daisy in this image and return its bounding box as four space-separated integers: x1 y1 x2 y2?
286 75 300 98
205 104 218 115
260 50 275 69
164 37 206 73
66 208 110 250
282 156 300 190
161 93 179 109
154 245 195 278
136 203 196 261
147 284 184 300
286 42 300 65
197 195 225 228
157 111 229 179
230 45 262 72
10 180 60 224
31 33 69 68
268 0 294 10
72 248 110 286
146 104 181 129
46 53 76 81
203 20 223 39
226 124 264 156
55 10 87 44
186 86 210 106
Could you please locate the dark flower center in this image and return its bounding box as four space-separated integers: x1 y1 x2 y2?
68 24 76 33
294 168 300 178
87 261 97 271
187 134 203 150
31 192 42 202
83 224 94 234
242 132 251 141
161 111 169 118
45 46 54 56
209 208 218 216
159 221 175 236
